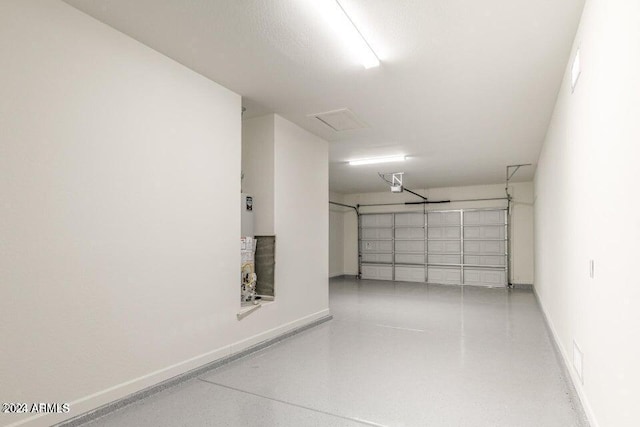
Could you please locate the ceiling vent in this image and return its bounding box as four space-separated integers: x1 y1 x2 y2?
308 108 367 132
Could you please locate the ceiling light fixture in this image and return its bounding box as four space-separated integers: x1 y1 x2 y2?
349 155 405 166
315 1 380 69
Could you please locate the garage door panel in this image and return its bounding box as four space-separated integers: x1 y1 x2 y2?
361 264 393 280
395 240 425 252
395 266 425 282
464 225 505 239
428 240 461 253
429 254 461 265
427 211 461 226
395 253 424 264
395 212 424 227
463 268 505 286
361 228 393 239
428 226 461 239
361 240 393 252
463 255 506 266
464 240 505 255
427 267 461 285
395 227 424 239
361 253 393 263
464 210 505 225
361 214 393 228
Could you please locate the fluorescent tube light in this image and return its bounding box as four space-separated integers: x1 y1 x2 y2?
349 155 405 166
315 1 380 69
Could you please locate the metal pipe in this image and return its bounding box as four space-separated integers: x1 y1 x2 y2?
506 206 512 287
329 201 359 214
405 200 451 205
504 163 531 287
403 188 427 201
357 197 508 208
460 210 465 285
505 163 532 208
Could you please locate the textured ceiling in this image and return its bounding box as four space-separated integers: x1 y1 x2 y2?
65 0 584 193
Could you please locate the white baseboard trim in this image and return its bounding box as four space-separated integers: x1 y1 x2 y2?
8 309 331 427
533 287 598 427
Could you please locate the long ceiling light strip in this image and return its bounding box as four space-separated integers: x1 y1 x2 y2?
349 155 405 166
334 0 380 69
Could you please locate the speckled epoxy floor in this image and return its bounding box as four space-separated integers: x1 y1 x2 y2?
85 278 587 427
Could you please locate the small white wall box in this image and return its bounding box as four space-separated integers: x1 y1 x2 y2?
241 193 254 237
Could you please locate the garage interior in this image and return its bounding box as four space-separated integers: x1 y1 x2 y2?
2 1 639 427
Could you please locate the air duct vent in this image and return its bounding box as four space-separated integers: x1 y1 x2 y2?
309 108 367 132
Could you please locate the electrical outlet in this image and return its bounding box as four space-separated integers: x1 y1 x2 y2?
573 341 584 384
589 259 595 278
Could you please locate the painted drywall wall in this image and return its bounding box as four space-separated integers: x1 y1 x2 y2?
242 113 330 292
0 2 329 426
329 192 345 277
274 115 329 309
242 115 275 235
534 1 640 426
339 182 534 284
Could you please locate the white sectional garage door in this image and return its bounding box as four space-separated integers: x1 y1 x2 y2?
360 209 507 287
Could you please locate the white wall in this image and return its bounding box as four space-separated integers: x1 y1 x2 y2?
340 182 534 284
242 113 330 293
242 115 275 235
534 1 640 426
329 192 345 277
273 115 329 307
0 2 329 426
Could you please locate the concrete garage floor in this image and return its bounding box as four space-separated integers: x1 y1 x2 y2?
85 277 587 427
